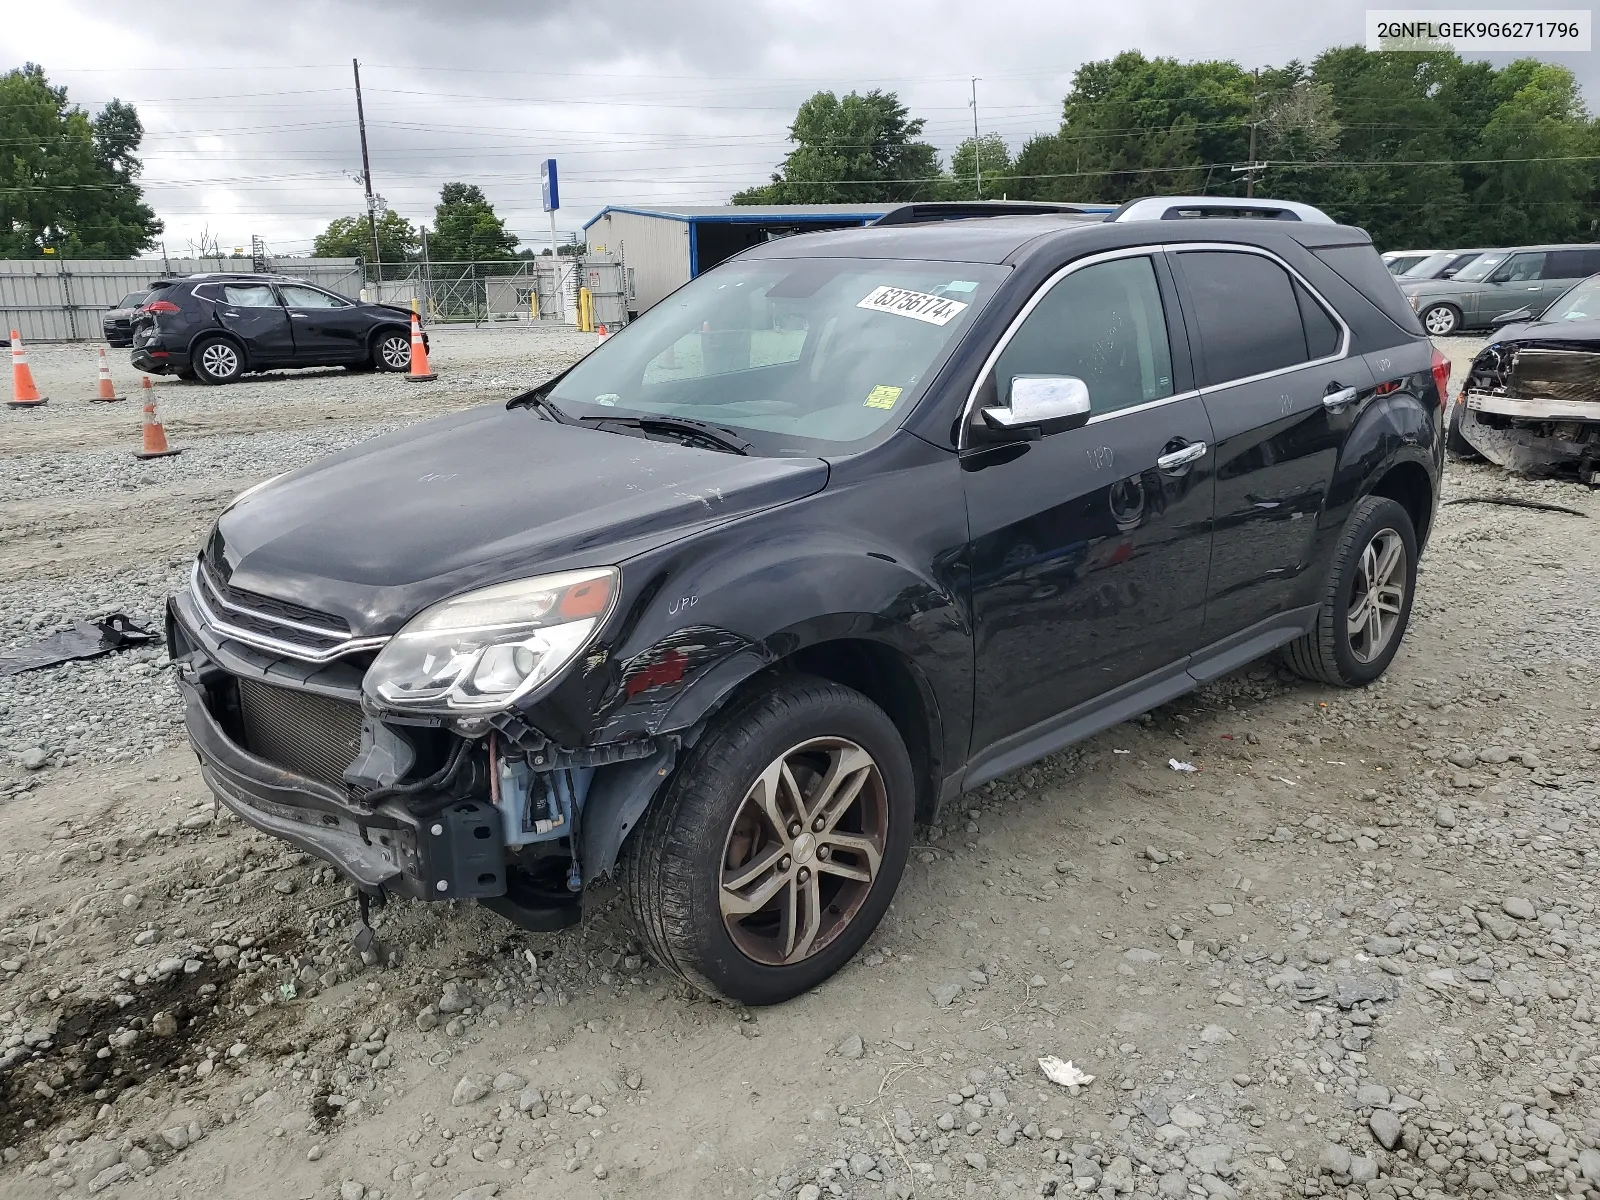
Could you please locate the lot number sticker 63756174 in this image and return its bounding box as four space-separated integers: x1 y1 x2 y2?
857 285 969 327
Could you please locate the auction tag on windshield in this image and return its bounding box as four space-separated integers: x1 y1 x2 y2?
864 385 903 410
857 285 969 326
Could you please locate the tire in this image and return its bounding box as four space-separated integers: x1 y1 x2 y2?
623 674 915 1005
372 328 412 372
1445 393 1482 461
192 337 243 385
1420 304 1461 337
1283 495 1418 687
175 367 197 382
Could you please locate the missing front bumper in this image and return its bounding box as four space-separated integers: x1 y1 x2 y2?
1461 392 1600 476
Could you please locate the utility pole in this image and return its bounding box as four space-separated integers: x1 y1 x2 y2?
969 77 982 200
352 59 381 283
1246 68 1259 198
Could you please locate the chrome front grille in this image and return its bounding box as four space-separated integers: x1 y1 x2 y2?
190 555 386 664
236 678 365 787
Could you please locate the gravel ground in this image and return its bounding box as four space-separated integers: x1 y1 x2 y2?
2 330 1600 1200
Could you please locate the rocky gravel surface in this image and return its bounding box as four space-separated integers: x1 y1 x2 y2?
1 331 1598 1200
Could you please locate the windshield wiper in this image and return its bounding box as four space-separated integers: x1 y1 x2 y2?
506 387 569 422
578 415 751 455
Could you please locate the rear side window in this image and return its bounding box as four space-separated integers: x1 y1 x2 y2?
1544 249 1600 279
1295 281 1342 359
1179 250 1312 383
223 284 278 308
992 256 1174 416
1312 244 1423 335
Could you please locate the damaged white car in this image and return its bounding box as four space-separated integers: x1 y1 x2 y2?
1450 273 1600 484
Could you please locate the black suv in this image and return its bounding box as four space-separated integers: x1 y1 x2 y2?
102 290 150 347
168 198 1446 1004
131 273 421 383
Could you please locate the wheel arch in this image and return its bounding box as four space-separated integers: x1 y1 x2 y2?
1368 458 1435 547
368 322 411 352
188 328 249 372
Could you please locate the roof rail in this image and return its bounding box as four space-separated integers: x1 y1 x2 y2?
1108 197 1335 224
870 201 1113 227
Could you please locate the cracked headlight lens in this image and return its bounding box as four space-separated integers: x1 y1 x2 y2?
363 568 618 714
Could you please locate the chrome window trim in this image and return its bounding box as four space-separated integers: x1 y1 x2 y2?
189 562 388 664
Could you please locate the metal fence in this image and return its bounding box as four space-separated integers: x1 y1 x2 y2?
0 257 363 342
373 257 631 328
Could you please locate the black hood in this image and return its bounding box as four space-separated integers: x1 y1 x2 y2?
212 405 828 635
1488 316 1600 349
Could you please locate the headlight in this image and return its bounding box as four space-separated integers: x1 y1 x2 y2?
363 568 618 714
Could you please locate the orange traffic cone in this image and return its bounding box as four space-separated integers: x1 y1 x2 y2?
7 330 47 408
596 323 608 344
405 312 436 382
92 347 124 402
133 377 182 459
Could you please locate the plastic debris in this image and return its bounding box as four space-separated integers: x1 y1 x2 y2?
1038 1056 1095 1092
1292 975 1398 1009
0 613 155 676
1167 759 1199 773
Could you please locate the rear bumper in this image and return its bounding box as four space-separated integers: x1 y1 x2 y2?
132 343 189 374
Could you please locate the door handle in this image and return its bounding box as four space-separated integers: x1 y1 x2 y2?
1526 285 1541 291
1156 441 1207 471
1323 385 1359 412
290 312 309 319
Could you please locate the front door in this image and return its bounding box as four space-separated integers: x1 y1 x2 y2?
1171 247 1376 640
217 282 293 363
1479 252 1551 322
963 251 1215 755
278 283 368 362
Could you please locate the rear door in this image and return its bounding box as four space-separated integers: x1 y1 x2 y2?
216 282 294 363
963 250 1215 756
1172 245 1375 642
1537 248 1600 306
277 283 369 362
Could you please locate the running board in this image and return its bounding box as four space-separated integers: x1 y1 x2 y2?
960 605 1318 792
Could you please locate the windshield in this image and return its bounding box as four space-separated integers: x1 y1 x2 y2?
1540 275 1600 322
1385 254 1425 275
544 257 1006 455
1402 252 1471 280
118 292 148 308
1453 252 1511 283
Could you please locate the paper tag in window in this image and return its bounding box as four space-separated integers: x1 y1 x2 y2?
864 385 903 410
857 285 968 326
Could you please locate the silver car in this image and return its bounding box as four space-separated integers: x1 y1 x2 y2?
1401 244 1600 335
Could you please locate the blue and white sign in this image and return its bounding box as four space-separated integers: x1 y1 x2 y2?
540 159 559 212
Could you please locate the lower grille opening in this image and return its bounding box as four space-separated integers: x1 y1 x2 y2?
236 678 364 788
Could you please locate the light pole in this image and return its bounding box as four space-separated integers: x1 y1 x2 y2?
969 77 982 200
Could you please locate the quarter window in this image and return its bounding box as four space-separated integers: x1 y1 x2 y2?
1180 250 1333 383
991 256 1174 416
279 284 348 308
1544 249 1600 279
222 284 279 308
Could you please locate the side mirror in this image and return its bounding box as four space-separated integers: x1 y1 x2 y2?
982 375 1092 437
1490 307 1532 325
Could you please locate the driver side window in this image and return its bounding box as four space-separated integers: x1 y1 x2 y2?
991 256 1174 417
1491 253 1547 284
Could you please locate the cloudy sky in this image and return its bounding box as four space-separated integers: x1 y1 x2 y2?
4 0 1593 258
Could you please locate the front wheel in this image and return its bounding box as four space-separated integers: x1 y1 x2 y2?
1420 304 1461 337
623 675 914 1004
1283 495 1418 687
372 329 412 372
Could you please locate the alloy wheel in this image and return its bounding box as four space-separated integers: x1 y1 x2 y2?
1423 306 1457 336
719 736 888 966
379 335 410 369
1347 527 1406 664
201 342 239 378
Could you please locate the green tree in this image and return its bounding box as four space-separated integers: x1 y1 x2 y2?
427 183 519 261
732 90 942 204
0 64 161 257
312 208 419 261
947 133 1014 199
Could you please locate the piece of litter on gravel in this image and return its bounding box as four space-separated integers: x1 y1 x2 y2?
0 613 155 675
1113 749 1130 755
1167 759 1198 773
1038 1056 1095 1092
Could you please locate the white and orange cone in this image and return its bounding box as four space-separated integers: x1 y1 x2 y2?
92 347 124 402
7 330 47 408
405 312 436 382
596 323 609 345
133 376 182 459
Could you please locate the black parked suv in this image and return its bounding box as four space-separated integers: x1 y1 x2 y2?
169 198 1446 1004
102 290 150 347
131 273 422 383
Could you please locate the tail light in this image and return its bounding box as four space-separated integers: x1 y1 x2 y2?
1429 347 1451 407
141 300 179 314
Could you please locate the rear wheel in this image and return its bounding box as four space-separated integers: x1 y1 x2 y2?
372 329 411 372
192 337 242 385
1420 304 1461 337
1284 495 1418 687
623 675 914 1004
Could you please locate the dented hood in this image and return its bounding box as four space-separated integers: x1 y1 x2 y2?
211 404 828 635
